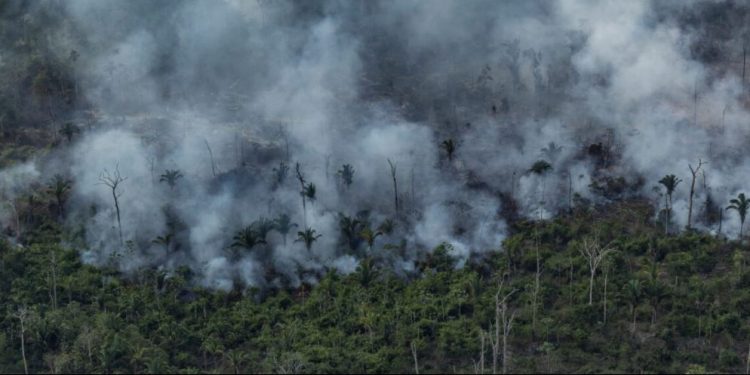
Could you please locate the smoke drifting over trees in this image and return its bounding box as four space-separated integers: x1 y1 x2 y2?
3 0 750 290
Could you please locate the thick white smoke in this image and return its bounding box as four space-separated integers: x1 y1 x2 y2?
2 0 750 288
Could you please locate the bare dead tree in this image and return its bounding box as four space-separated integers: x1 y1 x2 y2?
295 163 307 228
98 165 127 245
477 330 486 374
531 261 543 338
147 156 156 185
489 277 517 375
744 43 747 86
410 340 419 374
579 236 617 305
388 159 399 215
48 251 59 309
204 139 217 177
14 306 29 375
693 79 698 127
687 159 706 230
603 260 611 324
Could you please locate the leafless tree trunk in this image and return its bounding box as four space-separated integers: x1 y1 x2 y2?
147 156 156 186
693 80 698 127
295 163 307 228
410 165 416 213
687 159 705 230
745 342 750 375
98 165 127 245
388 159 399 215
491 278 517 375
569 253 574 307
204 139 217 177
568 172 573 214
500 297 516 375
15 307 29 375
479 331 486 374
325 154 332 182
743 44 747 86
579 236 617 305
531 246 542 337
603 265 609 324
410 341 419 374
49 251 58 309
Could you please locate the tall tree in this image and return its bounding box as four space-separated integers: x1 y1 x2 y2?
295 163 308 227
338 213 363 252
579 236 617 305
159 169 183 190
540 142 563 163
204 139 217 177
251 217 276 242
441 138 456 162
302 183 316 204
230 226 266 260
360 226 383 253
152 233 174 253
272 161 289 188
687 159 705 230
14 306 30 375
296 227 321 252
46 174 71 219
98 165 127 245
658 174 682 234
337 164 355 189
59 122 80 143
727 193 750 239
529 160 552 219
273 213 297 245
387 159 399 215
624 279 642 334
490 277 517 375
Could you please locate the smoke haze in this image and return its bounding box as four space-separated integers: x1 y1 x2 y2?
2 0 750 289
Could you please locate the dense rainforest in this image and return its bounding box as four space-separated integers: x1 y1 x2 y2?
4 0 750 373
3 200 750 373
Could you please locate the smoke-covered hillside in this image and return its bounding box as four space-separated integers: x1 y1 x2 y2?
2 0 750 291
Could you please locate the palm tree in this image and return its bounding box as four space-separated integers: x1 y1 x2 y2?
229 226 266 260
540 142 563 163
152 233 174 253
441 139 456 162
272 161 289 188
377 219 395 235
339 213 363 251
356 257 379 287
223 349 249 375
727 193 750 239
302 182 316 204
337 164 355 189
59 122 80 143
529 160 552 175
360 227 383 253
658 174 682 234
251 217 275 242
46 174 71 219
296 228 321 252
623 279 642 333
273 213 297 245
159 169 183 190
